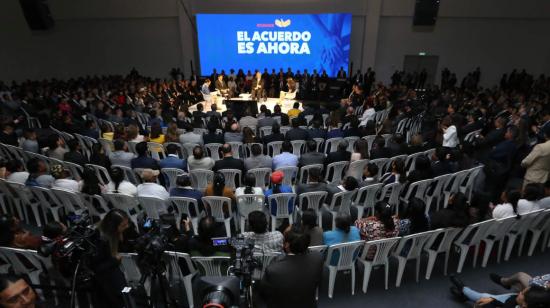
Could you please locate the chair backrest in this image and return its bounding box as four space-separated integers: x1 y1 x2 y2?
119 253 142 283
85 163 112 186
353 183 383 209
227 142 243 159
488 216 519 241
98 138 114 156
202 196 232 220
236 194 265 218
267 193 296 217
360 237 400 265
164 251 198 280
450 169 470 193
328 189 356 216
426 173 453 198
169 196 201 218
161 168 186 191
280 126 291 135
192 256 231 276
245 143 263 158
51 187 88 214
259 127 272 138
147 142 166 161
181 143 199 159
460 165 483 196
189 169 214 191
137 196 168 220
404 152 424 174
312 138 324 152
362 135 377 152
127 141 139 155
62 161 84 181
325 241 365 268
378 182 402 210
324 137 343 154
394 230 436 259
510 209 544 234
267 141 283 156
298 164 323 184
455 219 496 247
164 142 186 159
28 185 61 213
298 191 327 213
344 137 359 152
0 247 44 277
247 168 271 190
290 140 306 157
112 165 140 185
308 245 328 255
102 193 141 223
205 143 223 161
218 169 242 190
464 129 482 143
348 159 369 180
403 179 433 202
369 158 389 179
275 166 298 186
325 161 349 184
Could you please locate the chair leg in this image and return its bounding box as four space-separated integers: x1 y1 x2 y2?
497 241 504 263
357 207 364 220
328 267 337 299
395 257 406 287
542 231 550 252
362 262 373 293
425 251 436 280
482 240 494 268
518 233 528 257
183 275 194 308
271 216 276 232
473 244 480 268
30 204 41 227
415 257 421 283
351 266 356 295
384 261 389 290
224 221 231 237
504 235 517 261
456 246 469 273
444 251 450 276
240 217 246 234
528 230 541 256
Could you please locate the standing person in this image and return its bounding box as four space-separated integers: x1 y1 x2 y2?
251 71 265 101
441 116 459 148
259 226 324 308
521 127 550 186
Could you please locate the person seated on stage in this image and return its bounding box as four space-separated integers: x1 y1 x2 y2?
216 75 232 98
251 71 265 101
279 78 297 101
200 78 212 96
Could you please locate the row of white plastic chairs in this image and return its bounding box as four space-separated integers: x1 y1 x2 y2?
2 208 549 306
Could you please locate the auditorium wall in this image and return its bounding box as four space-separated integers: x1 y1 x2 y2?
0 0 548 88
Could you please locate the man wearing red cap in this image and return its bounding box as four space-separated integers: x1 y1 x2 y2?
264 170 294 217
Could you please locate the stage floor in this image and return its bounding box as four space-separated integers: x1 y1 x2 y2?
188 95 299 114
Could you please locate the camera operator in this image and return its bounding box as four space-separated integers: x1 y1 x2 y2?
189 216 231 256
259 225 323 308
89 209 131 308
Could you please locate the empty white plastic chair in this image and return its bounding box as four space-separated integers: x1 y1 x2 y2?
423 228 460 279
227 141 244 159
393 230 436 287
267 141 283 156
28 186 63 223
503 210 543 260
137 196 169 220
7 181 40 226
218 169 242 190
359 237 401 293
344 137 359 153
189 169 214 192
161 168 186 191
325 161 349 184
247 168 271 190
480 216 517 267
347 159 369 180
202 196 233 237
323 137 343 154
297 191 328 226
353 183 383 219
527 209 550 256
424 173 453 213
454 219 495 273
205 143 223 161
51 187 87 216
169 196 202 235
290 140 306 157
267 193 296 232
324 241 365 298
103 193 141 226
275 166 298 186
400 179 432 205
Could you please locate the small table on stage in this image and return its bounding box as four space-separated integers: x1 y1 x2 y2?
225 94 260 117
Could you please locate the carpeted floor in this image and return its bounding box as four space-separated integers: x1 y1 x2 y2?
316 244 550 308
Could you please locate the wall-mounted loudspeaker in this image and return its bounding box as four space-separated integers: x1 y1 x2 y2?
413 0 439 26
19 0 54 30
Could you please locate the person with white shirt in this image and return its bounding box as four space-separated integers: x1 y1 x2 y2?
107 166 137 196
50 164 81 192
359 101 376 127
235 173 264 199
136 169 169 200
517 183 543 215
441 116 459 148
5 160 30 184
539 180 550 209
491 190 521 219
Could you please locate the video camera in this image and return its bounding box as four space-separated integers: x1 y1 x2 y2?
133 217 177 276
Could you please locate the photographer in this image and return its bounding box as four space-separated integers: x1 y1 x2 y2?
259 225 323 308
89 209 131 308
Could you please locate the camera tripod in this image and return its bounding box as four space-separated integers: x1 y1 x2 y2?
139 262 178 308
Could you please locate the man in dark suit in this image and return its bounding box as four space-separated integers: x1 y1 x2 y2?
296 167 327 196
307 119 327 140
131 142 160 170
325 140 351 167
299 140 325 167
159 144 188 171
263 124 285 147
63 139 88 166
215 75 231 98
251 71 265 101
431 147 453 176
169 174 203 210
286 118 309 141
213 143 245 176
260 226 323 308
370 137 392 159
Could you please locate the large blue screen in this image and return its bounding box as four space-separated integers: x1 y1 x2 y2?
196 13 351 77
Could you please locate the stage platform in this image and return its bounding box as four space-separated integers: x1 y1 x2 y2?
188 94 299 114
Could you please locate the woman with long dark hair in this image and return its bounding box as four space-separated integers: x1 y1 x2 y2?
400 197 431 235
491 190 521 219
381 158 407 185
351 139 369 162
355 201 401 258
107 166 137 196
323 213 361 246
80 166 104 195
89 143 111 169
205 172 236 212
430 192 470 229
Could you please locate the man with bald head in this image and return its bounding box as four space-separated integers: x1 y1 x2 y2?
213 143 245 176
224 122 243 143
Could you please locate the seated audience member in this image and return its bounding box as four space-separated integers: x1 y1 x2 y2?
387 133 408 156
159 143 187 171
430 192 470 229
272 104 290 126
5 160 29 184
244 143 272 171
257 109 275 128
449 275 550 308
325 140 351 167
64 138 88 166
25 158 54 188
265 171 293 217
242 127 260 144
107 166 137 196
206 104 221 120
51 164 80 191
361 163 379 186
90 143 112 169
521 125 550 186
407 155 434 183
0 215 41 249
539 180 550 209
308 119 327 140
351 139 369 162
296 167 327 197
241 211 284 253
343 117 363 138
21 128 39 153
323 213 361 246
170 175 203 213
0 123 18 146
272 140 298 170
301 209 324 246
287 102 301 118
189 216 231 256
370 137 391 159
399 198 430 235
109 139 135 168
81 119 100 139
239 112 259 131
299 140 325 167
205 172 236 205
490 190 521 219
203 121 224 144
148 122 165 144
136 169 169 200
380 158 407 185
407 134 425 154
80 166 105 195
517 183 543 214
355 201 400 258
263 123 285 146
0 274 40 308
431 147 453 176
213 144 245 176
131 141 159 170
187 146 214 170
286 118 309 141
164 122 180 143
46 134 67 161
259 225 324 308
326 116 343 139
126 124 145 142
179 123 203 145
236 173 263 198
326 176 359 204
224 123 243 143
